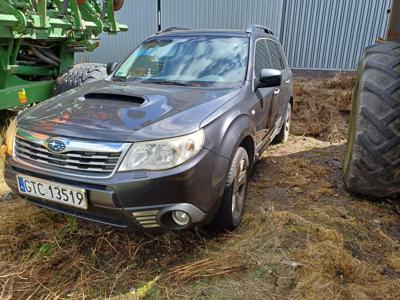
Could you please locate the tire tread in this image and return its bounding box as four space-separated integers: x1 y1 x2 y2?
54 63 107 95
344 42 400 198
212 147 249 231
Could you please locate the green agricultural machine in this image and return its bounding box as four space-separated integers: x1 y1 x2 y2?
344 0 400 199
0 0 127 112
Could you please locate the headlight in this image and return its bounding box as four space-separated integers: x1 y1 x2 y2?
2 118 17 159
119 129 205 171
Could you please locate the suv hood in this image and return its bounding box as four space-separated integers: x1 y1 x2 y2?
18 80 241 142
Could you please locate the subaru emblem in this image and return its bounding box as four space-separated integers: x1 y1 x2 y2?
46 138 66 153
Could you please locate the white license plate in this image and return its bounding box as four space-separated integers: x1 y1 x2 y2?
17 174 88 210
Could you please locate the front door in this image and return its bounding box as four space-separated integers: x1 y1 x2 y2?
251 38 279 148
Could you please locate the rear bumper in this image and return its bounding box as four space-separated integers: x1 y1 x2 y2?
4 147 229 231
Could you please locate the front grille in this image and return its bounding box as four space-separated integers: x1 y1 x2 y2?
14 129 128 177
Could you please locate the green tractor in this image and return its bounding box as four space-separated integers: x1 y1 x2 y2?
0 0 127 112
344 0 400 199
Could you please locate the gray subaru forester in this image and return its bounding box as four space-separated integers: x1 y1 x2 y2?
3 25 293 231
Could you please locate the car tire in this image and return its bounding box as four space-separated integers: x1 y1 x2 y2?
212 146 249 231
273 102 292 143
54 63 107 95
343 42 400 199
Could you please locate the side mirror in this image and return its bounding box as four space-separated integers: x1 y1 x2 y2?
106 62 118 75
256 69 282 88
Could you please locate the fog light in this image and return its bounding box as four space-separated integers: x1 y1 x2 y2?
172 210 190 226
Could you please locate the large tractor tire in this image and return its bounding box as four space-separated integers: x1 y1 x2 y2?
113 0 125 11
54 63 107 95
344 42 400 199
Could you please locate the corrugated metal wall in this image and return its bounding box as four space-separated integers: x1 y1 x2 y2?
78 0 392 70
281 0 391 69
76 0 158 64
161 0 284 37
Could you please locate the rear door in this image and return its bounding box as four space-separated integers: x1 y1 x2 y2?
251 38 276 148
265 39 287 134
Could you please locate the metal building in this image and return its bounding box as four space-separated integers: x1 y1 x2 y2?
281 0 391 69
78 0 391 70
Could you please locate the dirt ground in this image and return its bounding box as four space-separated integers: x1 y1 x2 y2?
1 74 400 300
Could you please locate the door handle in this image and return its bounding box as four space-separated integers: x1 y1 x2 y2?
273 89 280 95
286 79 291 84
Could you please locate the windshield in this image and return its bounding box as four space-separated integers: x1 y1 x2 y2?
114 36 249 87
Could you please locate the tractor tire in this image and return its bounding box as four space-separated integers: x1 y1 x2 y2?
54 63 107 95
344 42 400 199
113 0 124 11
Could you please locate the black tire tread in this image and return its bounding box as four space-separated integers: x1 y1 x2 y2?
213 147 249 231
54 63 107 95
273 103 291 144
344 42 400 198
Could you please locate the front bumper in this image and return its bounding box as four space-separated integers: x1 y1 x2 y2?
4 147 229 231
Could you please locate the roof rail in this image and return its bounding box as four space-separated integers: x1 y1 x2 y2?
245 24 274 35
157 27 191 34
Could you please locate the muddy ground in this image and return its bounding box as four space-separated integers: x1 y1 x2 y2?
1 75 400 299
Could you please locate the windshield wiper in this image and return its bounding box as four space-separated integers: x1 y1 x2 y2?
141 79 192 86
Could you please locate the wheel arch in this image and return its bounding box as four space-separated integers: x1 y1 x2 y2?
203 113 257 200
238 135 256 167
215 113 257 165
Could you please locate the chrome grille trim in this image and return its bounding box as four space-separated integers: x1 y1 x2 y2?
16 146 118 167
16 152 114 173
136 216 157 221
16 139 117 160
131 210 160 228
132 210 159 217
13 128 131 178
142 224 160 228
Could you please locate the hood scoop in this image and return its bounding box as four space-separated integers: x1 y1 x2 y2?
84 92 145 105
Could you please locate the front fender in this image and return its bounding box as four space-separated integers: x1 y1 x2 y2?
213 114 256 160
202 112 256 198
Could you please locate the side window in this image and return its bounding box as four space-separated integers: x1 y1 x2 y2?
266 40 284 70
254 39 271 80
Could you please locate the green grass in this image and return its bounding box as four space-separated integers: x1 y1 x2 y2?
57 216 79 238
37 242 57 256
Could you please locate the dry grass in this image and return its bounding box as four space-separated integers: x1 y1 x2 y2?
273 211 400 300
292 73 355 142
0 199 291 299
0 199 214 299
2 75 400 299
0 126 6 148
3 135 400 300
0 111 17 147
0 115 16 177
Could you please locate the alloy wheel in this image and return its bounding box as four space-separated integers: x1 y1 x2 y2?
283 104 292 141
231 158 248 221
